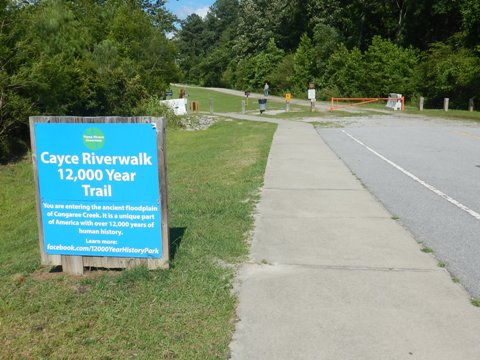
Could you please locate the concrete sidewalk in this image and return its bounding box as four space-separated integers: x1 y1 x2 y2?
227 115 480 359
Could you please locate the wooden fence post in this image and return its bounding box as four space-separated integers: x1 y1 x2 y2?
419 97 424 111
469 98 474 112
62 256 84 276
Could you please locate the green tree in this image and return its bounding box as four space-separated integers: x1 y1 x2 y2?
402 0 463 50
233 0 274 58
267 54 295 94
230 38 284 91
363 36 418 97
416 42 480 108
461 0 480 47
292 33 315 93
265 0 308 52
0 0 33 162
196 43 234 87
176 14 208 83
320 45 365 98
204 0 239 44
312 23 342 78
250 38 285 90
306 0 345 33
1 0 179 162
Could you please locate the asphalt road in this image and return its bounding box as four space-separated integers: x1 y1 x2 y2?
317 114 480 298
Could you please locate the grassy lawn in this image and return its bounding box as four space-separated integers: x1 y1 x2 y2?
331 100 480 122
167 86 480 123
263 109 387 119
170 85 296 113
0 120 276 359
407 108 480 122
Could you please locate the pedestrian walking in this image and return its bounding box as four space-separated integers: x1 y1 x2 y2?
263 82 269 97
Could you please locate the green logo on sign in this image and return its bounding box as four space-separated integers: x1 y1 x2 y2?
83 128 105 150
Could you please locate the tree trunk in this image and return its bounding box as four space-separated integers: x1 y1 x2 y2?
394 0 408 44
357 9 366 49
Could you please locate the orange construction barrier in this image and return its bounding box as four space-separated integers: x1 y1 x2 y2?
330 96 404 112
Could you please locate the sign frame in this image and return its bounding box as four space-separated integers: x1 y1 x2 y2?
29 116 170 274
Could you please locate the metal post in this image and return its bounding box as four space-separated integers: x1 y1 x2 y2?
310 99 315 112
286 102 290 112
469 98 474 112
241 100 246 114
419 97 424 111
444 98 449 112
209 99 214 114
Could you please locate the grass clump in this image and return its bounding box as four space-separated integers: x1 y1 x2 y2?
471 298 480 307
311 121 344 128
451 276 460 284
407 108 480 122
0 120 276 359
438 261 447 268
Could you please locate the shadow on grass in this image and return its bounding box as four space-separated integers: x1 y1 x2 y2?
169 227 186 261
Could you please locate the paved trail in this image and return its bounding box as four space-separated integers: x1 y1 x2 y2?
226 113 480 360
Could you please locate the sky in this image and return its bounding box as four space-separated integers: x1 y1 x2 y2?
164 0 215 20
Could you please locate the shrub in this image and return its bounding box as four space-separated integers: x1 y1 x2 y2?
133 96 183 129
320 45 365 97
415 42 480 109
363 36 418 98
319 38 418 99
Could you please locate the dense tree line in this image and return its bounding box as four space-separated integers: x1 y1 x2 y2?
176 0 480 108
0 0 179 163
1 0 479 162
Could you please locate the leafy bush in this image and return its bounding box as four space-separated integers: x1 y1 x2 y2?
267 54 295 95
320 45 365 98
292 34 315 94
312 23 342 76
363 36 418 98
227 38 284 92
319 37 418 99
415 42 480 109
0 90 32 164
1 0 179 163
133 96 183 129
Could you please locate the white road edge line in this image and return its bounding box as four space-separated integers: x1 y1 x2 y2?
341 129 480 221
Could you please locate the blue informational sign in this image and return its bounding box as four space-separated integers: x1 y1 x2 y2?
34 123 162 258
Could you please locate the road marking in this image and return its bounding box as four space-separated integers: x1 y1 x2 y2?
341 130 480 221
